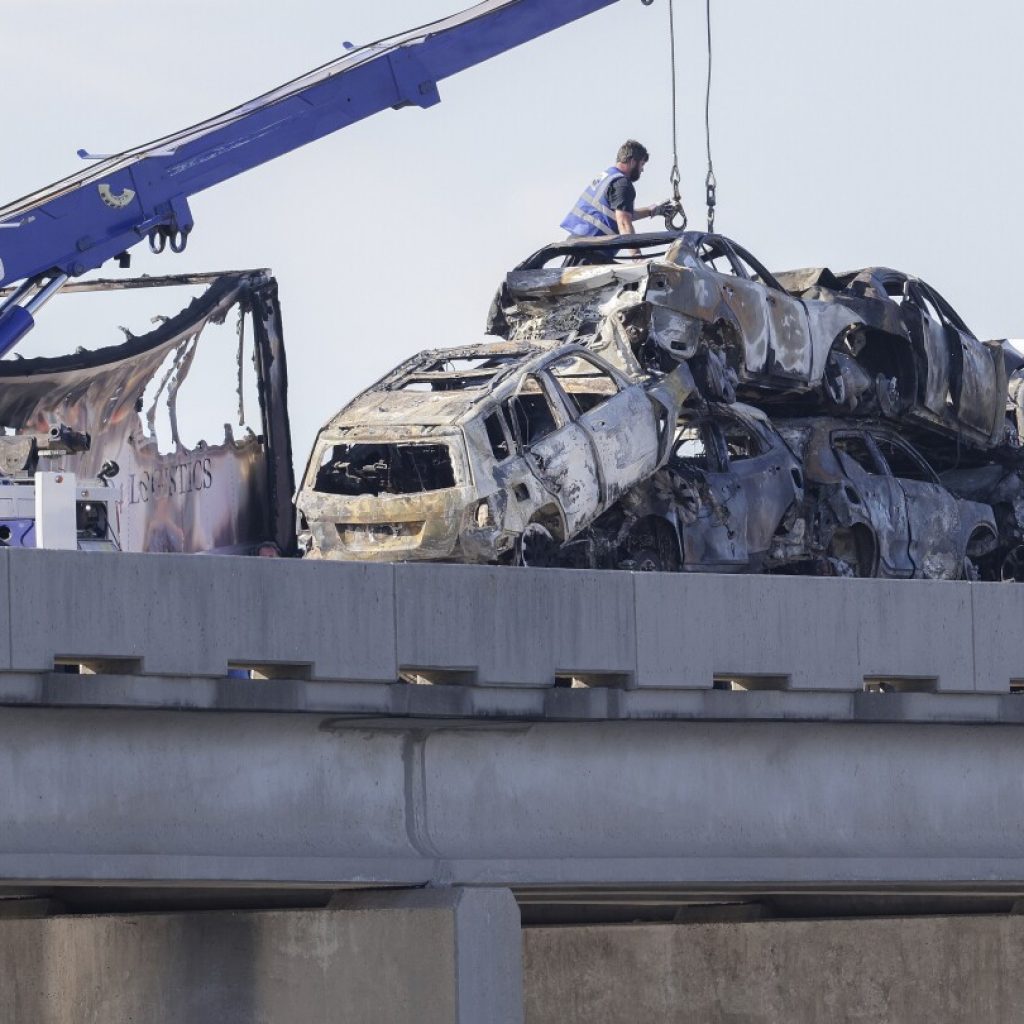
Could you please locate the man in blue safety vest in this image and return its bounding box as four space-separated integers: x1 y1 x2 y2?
561 140 672 243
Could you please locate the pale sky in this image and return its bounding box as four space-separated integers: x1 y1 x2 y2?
2 0 1022 476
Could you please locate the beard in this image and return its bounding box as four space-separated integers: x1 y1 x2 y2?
628 167 641 182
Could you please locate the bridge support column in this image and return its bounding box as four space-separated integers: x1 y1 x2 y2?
0 887 523 1024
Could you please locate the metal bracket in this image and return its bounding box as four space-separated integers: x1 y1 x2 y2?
387 45 441 110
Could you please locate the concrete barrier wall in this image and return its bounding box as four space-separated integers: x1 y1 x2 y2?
523 915 1024 1024
0 548 1019 692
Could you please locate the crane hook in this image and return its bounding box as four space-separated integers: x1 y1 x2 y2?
664 204 687 232
663 164 687 231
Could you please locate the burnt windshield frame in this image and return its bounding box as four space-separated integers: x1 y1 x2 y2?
872 434 941 486
726 240 789 294
831 431 886 475
515 231 688 270
544 351 622 420
919 280 975 337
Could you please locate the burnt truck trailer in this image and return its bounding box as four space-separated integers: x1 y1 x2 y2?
0 272 294 555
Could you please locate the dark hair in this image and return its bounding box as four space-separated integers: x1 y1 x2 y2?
617 139 649 164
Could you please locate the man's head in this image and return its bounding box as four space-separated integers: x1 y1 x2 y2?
616 139 649 182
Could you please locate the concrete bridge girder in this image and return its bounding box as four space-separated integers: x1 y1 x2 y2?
3 707 1024 891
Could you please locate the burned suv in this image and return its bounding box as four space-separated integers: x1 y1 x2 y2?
297 342 692 563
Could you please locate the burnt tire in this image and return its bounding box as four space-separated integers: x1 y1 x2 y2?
826 526 876 578
624 522 681 574
516 523 558 568
964 530 999 581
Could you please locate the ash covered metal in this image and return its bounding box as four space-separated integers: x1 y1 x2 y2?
0 272 294 554
299 230 1024 580
298 342 692 564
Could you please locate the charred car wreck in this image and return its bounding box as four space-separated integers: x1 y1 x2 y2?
298 342 692 564
492 405 995 580
0 271 294 554
489 232 1017 460
300 230 1023 581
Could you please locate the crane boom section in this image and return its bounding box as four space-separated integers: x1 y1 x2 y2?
0 0 619 291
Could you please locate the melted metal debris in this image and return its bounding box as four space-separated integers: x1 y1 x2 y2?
0 272 294 555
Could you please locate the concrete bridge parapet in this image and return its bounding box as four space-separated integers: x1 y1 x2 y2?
0 548 1020 693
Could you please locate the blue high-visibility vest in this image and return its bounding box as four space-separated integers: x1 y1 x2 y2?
560 166 625 237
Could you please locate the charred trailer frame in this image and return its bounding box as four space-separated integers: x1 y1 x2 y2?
0 271 295 555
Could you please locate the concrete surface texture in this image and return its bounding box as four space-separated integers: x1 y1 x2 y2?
0 889 523 1024
0 547 1021 692
5 708 1024 890
523 915 1024 1023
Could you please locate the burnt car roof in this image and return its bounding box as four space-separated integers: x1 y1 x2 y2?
773 265 978 336
373 341 538 392
323 341 622 432
514 230 759 271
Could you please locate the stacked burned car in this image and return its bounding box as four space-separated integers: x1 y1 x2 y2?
490 231 1013 450
299 230 1024 580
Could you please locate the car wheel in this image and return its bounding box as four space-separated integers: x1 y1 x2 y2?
826 527 876 578
516 523 557 567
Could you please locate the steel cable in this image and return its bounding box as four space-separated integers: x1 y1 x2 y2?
665 0 688 230
704 0 717 232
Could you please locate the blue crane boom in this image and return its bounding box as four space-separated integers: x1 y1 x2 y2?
0 0 624 353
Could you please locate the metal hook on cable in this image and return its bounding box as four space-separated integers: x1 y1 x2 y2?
665 163 687 231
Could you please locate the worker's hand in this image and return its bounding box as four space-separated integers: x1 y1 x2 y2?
650 200 674 219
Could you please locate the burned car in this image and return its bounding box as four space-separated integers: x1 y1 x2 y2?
574 402 806 573
778 419 998 579
487 230 866 406
297 341 692 563
488 232 1009 455
550 411 995 579
774 266 1009 455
